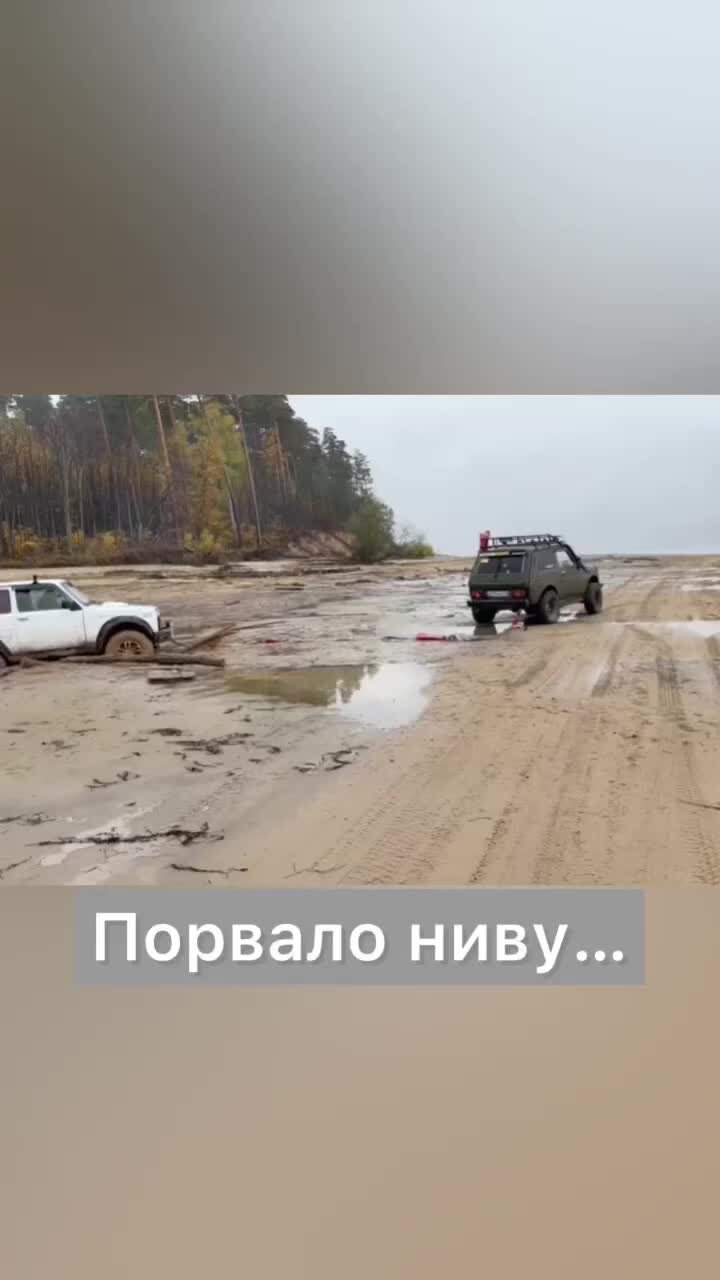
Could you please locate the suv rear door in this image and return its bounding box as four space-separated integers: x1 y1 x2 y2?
471 551 528 603
12 583 87 652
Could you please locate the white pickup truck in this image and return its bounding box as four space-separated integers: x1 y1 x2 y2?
0 578 172 664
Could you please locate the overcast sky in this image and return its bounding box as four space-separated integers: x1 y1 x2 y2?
289 397 720 555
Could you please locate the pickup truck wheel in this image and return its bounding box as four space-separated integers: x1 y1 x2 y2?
537 588 560 625
584 582 603 615
471 605 497 625
103 629 155 659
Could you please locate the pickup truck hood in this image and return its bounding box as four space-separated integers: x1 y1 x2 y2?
89 601 159 619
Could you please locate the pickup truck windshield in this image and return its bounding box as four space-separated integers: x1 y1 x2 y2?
64 582 91 606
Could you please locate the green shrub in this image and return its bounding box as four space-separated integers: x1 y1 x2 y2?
348 498 395 563
394 537 434 559
185 528 223 562
393 523 434 559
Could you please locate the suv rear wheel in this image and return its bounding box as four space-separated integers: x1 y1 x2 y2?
584 582 603 615
103 629 155 659
536 588 560 625
471 605 497 625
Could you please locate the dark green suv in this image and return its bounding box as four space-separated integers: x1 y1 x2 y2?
467 535 603 625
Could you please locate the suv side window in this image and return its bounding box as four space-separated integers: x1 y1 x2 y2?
0 588 11 615
556 550 573 569
14 584 72 612
536 550 559 572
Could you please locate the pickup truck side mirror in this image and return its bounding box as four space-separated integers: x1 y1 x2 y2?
62 600 81 611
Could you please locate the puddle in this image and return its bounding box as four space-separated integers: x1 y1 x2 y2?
337 663 432 729
666 620 720 638
226 665 371 707
225 662 432 728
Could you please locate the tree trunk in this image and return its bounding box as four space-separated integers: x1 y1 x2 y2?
167 396 191 530
77 464 85 535
232 397 262 550
124 399 144 536
152 395 181 547
197 395 243 550
97 397 123 532
223 464 241 546
61 449 72 548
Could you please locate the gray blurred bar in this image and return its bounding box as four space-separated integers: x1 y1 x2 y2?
2 0 720 391
77 888 645 985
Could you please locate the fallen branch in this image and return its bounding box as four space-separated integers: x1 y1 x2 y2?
62 653 225 668
147 671 196 683
169 862 247 876
35 822 221 848
0 812 50 826
87 771 139 790
0 856 31 879
220 612 288 630
175 731 252 754
284 858 345 879
679 798 720 813
182 624 238 652
294 747 364 774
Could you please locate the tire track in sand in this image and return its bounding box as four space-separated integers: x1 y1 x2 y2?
468 710 565 884
335 670 493 885
604 577 666 623
707 635 720 690
335 637 571 885
591 628 628 697
653 643 720 885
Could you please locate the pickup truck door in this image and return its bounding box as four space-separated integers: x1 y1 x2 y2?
0 586 16 654
12 583 87 653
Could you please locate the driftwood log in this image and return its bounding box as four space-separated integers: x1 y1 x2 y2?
182 624 237 652
62 653 225 668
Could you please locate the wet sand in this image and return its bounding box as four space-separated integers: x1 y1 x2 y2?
1 554 720 884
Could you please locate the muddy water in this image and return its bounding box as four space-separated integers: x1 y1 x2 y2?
218 570 591 730
225 665 371 707
337 663 432 729
225 662 432 729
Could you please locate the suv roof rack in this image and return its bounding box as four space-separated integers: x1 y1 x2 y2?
487 535 564 548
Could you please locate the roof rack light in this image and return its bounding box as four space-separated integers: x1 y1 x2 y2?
486 535 564 548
